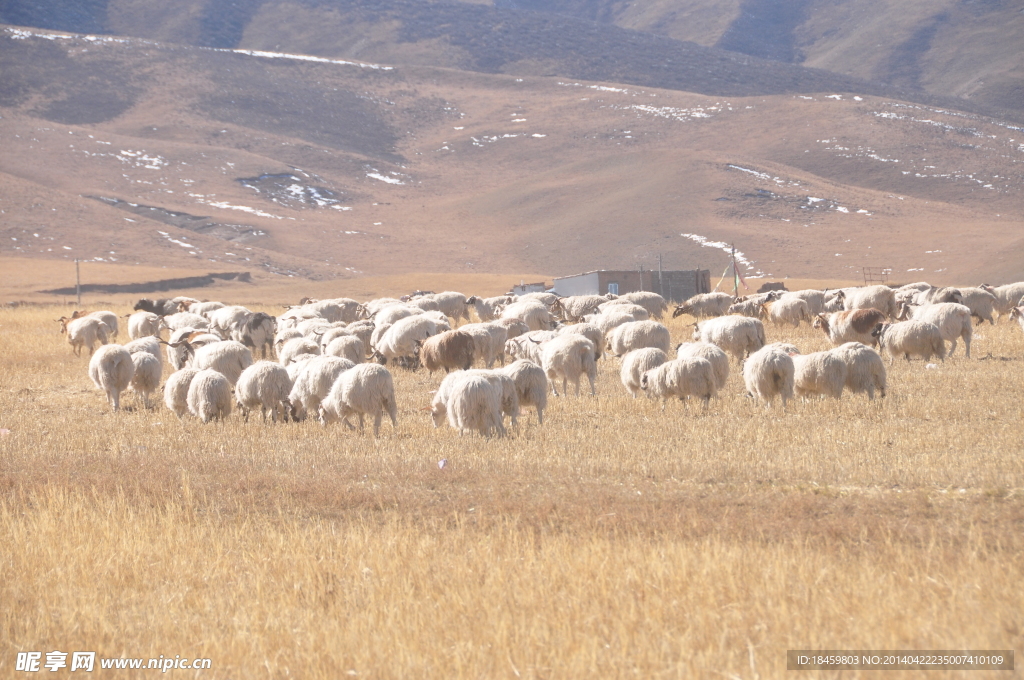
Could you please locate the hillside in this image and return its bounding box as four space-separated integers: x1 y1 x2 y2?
2 25 1023 294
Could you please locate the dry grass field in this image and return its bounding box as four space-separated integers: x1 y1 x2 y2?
2 295 1023 678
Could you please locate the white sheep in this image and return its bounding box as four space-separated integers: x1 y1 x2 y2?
765 297 812 327
206 305 253 339
279 337 321 367
58 316 109 357
780 289 827 316
619 291 668 319
672 292 734 319
124 336 162 363
235 361 294 422
727 298 766 319
980 282 1024 320
361 297 402 318
584 310 638 335
70 310 119 339
373 304 421 327
88 344 134 411
324 335 364 364
675 342 729 391
163 368 199 418
897 303 973 358
500 300 555 331
596 301 650 321
553 295 610 322
1010 306 1024 332
128 350 162 408
499 360 548 424
692 316 766 363
320 363 398 436
541 334 597 396
505 334 546 365
844 285 897 319
831 342 887 399
472 295 514 322
432 291 473 323
189 301 225 316
438 373 507 437
813 309 886 347
288 356 355 421
558 322 604 361
494 317 530 340
186 368 232 423
407 296 441 312
161 312 210 333
126 311 161 340
605 320 671 357
305 298 364 323
191 340 254 385
460 322 509 368
955 287 998 325
872 321 946 363
792 351 847 399
742 345 795 408
619 348 668 398
517 291 560 308
640 357 717 409
374 316 441 366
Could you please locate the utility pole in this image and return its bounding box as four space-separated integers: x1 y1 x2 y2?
731 245 738 296
658 253 664 299
75 259 81 307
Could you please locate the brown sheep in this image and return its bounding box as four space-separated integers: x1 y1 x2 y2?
417 330 475 374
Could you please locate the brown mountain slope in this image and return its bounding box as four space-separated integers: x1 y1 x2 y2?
1 27 1023 290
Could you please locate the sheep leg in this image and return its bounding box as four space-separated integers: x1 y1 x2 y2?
373 412 382 437
535 407 543 425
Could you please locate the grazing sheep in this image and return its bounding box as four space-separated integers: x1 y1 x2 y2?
692 316 766 363
58 316 109 357
88 344 134 411
206 305 253 339
431 370 518 434
126 311 161 340
676 342 730 391
279 337 321 367
832 342 887 399
163 368 199 418
619 291 669 319
277 306 322 331
373 304 421 327
235 361 293 422
813 309 886 347
585 310 640 335
872 321 946 363
288 356 355 422
123 336 162 364
432 291 474 324
742 345 796 408
418 330 475 374
553 295 610 322
303 298 364 323
980 282 1024 320
133 298 178 316
558 322 604 361
505 335 546 365
517 291 560 308
499 360 548 424
640 357 717 409
897 302 973 358
191 340 254 386
374 316 442 366
472 295 514 322
672 292 734 319
792 351 847 399
765 297 812 327
605 320 671 357
343 321 375 353
541 335 598 397
438 374 507 437
362 297 402 318
500 300 555 331
955 287 997 325
1010 306 1024 332
844 285 898 319
913 286 963 306
189 301 226 316
186 368 232 423
128 350 162 408
406 296 441 312
324 335 364 364
320 363 397 436
240 312 276 358
460 322 510 368
494 317 530 340
596 301 651 322
160 312 210 333
619 348 668 398
780 289 827 316
70 310 119 339
727 298 766 319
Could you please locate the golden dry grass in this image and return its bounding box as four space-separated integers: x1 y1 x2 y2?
2 299 1023 678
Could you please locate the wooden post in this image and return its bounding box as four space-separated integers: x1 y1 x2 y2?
731 245 738 296
75 259 81 307
658 254 664 299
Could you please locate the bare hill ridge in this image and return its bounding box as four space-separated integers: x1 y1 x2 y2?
1 26 1023 290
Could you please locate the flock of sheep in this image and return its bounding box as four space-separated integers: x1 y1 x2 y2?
55 279 1024 437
